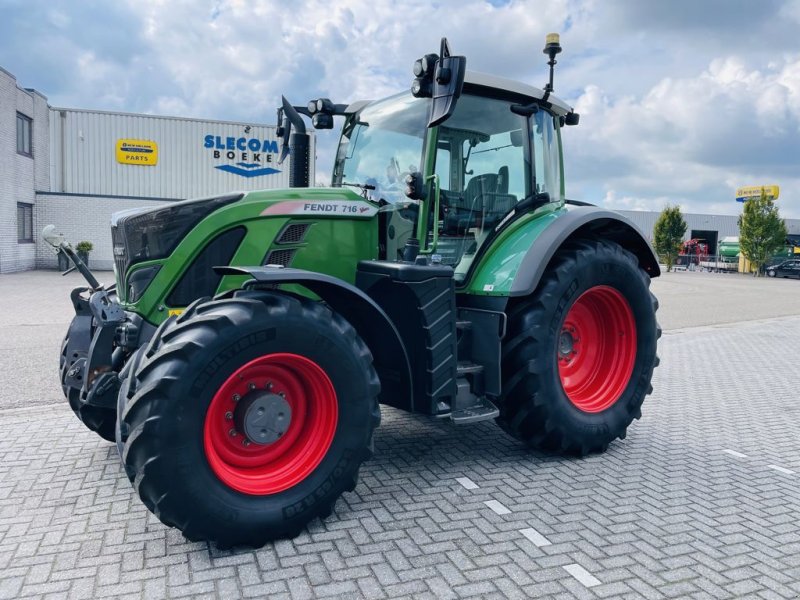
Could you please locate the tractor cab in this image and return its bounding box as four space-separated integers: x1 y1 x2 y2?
331 72 572 280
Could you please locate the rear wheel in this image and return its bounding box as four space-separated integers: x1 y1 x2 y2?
60 328 116 442
121 292 380 546
497 239 660 455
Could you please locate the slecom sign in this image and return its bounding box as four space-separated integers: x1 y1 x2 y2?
116 139 158 165
203 135 281 178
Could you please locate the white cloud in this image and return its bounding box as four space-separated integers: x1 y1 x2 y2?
567 53 800 217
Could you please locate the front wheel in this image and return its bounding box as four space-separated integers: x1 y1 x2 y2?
497 239 660 455
767 269 776 278
120 292 380 546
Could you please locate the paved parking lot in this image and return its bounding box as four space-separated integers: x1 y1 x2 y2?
0 269 799 599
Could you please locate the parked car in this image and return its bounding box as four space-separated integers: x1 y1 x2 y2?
766 259 800 278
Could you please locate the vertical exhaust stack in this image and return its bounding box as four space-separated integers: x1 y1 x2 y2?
279 96 311 188
289 133 310 188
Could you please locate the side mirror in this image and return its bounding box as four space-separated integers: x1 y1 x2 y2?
404 172 427 201
41 224 65 249
428 38 466 127
411 38 466 128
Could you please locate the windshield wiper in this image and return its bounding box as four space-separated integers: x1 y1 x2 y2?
342 181 376 199
342 182 376 191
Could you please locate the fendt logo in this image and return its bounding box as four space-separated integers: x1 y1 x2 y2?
203 134 282 178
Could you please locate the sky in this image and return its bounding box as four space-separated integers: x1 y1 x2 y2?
2 0 799 217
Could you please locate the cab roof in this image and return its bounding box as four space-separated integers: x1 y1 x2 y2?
464 71 572 116
346 70 573 118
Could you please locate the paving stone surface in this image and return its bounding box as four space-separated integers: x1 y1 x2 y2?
0 271 799 599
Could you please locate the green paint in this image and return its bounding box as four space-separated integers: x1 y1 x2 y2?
119 187 378 325
463 205 567 295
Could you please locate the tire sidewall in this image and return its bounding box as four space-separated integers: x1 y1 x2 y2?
138 302 374 537
542 246 657 438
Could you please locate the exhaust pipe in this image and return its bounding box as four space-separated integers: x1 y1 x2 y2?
279 97 310 188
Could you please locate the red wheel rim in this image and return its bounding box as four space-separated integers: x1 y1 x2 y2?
203 353 338 495
557 286 637 413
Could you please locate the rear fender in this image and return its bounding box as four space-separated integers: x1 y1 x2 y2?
510 206 660 297
215 266 414 412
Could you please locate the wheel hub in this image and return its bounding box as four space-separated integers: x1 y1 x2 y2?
558 328 577 361
234 391 292 445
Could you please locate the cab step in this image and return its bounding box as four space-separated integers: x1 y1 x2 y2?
456 361 483 376
449 378 499 424
450 397 500 424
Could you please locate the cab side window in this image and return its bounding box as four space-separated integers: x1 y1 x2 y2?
530 111 563 202
432 94 529 278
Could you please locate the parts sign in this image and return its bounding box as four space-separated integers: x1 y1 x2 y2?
116 139 158 166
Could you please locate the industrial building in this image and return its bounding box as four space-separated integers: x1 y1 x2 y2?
617 210 800 252
1 65 313 272
1 63 798 273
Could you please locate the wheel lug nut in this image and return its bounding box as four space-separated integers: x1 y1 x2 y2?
228 428 237 437
279 392 286 398
225 411 233 421
232 394 240 402
248 383 256 391
242 439 251 447
266 382 273 390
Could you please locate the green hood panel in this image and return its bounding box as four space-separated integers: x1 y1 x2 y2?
120 187 380 324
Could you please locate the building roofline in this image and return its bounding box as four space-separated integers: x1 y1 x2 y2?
49 105 283 129
0 65 48 101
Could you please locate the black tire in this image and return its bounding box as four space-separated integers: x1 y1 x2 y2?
121 291 381 547
497 238 660 455
60 327 116 442
115 346 146 462
767 269 776 277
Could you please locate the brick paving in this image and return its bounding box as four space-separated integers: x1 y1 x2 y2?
1 272 799 598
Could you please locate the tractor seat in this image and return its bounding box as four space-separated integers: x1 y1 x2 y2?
441 173 498 235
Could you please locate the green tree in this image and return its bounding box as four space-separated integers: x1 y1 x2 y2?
738 191 788 277
653 205 687 272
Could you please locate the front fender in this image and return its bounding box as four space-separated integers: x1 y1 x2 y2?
215 266 414 412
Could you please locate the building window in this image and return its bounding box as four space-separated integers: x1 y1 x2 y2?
17 112 32 157
17 203 33 243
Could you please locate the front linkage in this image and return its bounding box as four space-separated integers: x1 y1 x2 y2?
44 226 149 441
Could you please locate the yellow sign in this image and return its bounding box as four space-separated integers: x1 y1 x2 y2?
116 139 158 166
735 185 779 202
167 309 184 317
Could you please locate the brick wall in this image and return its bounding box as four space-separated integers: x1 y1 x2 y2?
35 194 168 271
0 67 48 273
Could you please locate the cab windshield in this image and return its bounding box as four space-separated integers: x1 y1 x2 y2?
332 93 428 203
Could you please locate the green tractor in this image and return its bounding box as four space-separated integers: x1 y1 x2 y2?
46 36 660 547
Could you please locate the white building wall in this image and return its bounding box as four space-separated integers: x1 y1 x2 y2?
0 67 48 273
49 108 313 199
35 195 168 271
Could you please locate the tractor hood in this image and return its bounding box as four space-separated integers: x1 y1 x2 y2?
111 193 245 281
